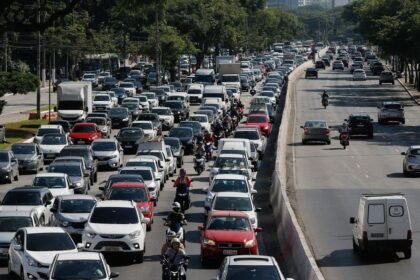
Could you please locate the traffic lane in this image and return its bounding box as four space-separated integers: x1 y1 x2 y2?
290 68 420 280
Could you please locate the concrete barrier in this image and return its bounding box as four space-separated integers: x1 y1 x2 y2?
270 52 326 280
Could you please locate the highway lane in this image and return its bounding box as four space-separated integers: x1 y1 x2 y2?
0 84 269 280
288 65 420 279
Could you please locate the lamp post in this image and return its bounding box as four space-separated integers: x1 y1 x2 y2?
36 0 41 119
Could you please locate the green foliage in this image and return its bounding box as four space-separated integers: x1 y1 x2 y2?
0 72 39 96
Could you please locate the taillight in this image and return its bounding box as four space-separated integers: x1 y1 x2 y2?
362 231 368 241
304 128 310 135
407 230 412 240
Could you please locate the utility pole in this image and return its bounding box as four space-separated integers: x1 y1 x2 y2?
36 0 41 119
3 32 7 72
155 0 161 86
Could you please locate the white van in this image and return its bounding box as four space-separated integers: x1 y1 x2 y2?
350 193 412 258
218 138 259 170
203 85 229 110
187 84 204 104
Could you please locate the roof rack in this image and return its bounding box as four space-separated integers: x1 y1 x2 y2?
362 193 404 197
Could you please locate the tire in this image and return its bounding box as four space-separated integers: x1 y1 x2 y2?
404 247 412 259
135 251 144 263
379 82 382 85
146 223 152 232
302 140 307 145
368 133 374 139
7 172 12 184
401 119 405 124
326 140 331 145
403 168 410 177
352 239 359 253
94 171 98 183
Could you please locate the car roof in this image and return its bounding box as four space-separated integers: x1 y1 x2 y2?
349 112 370 117
214 191 250 198
120 166 152 171
213 174 248 180
92 139 117 143
226 255 277 266
217 154 245 159
235 127 259 132
50 161 81 167
61 145 90 150
35 173 67 178
111 182 146 188
56 252 101 261
9 186 48 192
25 226 66 234
73 122 96 126
39 125 62 129
57 194 96 201
95 200 135 208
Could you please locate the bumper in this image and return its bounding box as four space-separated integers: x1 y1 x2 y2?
359 239 412 252
71 138 95 145
25 266 49 280
82 236 144 253
97 157 120 168
43 153 60 163
349 127 372 136
18 160 38 171
302 135 330 143
201 244 257 261
111 119 130 128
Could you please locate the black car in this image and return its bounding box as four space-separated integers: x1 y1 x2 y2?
321 57 330 67
109 107 131 128
164 101 189 122
305 68 318 79
179 121 203 138
137 113 162 135
48 120 71 134
345 113 374 138
164 137 184 168
168 127 195 154
341 59 349 68
372 63 385 75
315 60 326 69
102 77 118 91
116 127 147 153
59 145 98 184
121 103 140 120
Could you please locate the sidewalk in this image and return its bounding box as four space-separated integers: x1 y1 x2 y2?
396 77 420 106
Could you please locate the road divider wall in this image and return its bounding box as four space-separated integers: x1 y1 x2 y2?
270 52 326 280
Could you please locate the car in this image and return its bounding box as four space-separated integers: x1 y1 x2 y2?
119 82 136 97
82 73 98 87
165 145 177 176
51 194 97 242
179 120 203 138
372 62 385 75
211 255 294 280
401 146 420 176
350 63 363 73
341 58 349 67
102 77 119 91
131 120 157 139
377 101 405 124
0 150 19 183
164 137 184 168
196 109 216 124
52 156 90 183
206 192 260 229
59 145 98 184
204 174 256 210
123 97 141 111
48 162 90 194
233 127 266 159
189 114 211 132
110 87 127 104
109 107 132 128
98 72 111 84
142 92 159 108
136 113 162 135
87 112 111 126
81 200 149 262
118 167 160 202
300 120 331 145
116 127 147 153
353 69 367 81
105 182 155 230
91 139 123 170
209 154 253 183
121 102 140 120
70 123 102 145
165 100 189 122
259 91 277 105
125 78 143 93
33 124 65 144
32 173 74 197
0 186 54 225
379 70 395 85
199 211 260 264
39 133 70 164
169 127 195 154
125 158 164 189
151 107 175 130
305 67 318 79
246 114 272 137
85 116 111 138
332 60 345 70
48 252 119 280
135 150 169 181
187 84 204 103
11 143 44 174
345 113 374 138
135 95 150 112
8 227 78 280
315 60 325 69
93 93 114 111
0 210 41 260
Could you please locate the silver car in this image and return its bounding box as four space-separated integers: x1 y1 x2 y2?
86 117 111 138
300 120 331 145
11 143 44 174
401 146 420 176
91 139 123 170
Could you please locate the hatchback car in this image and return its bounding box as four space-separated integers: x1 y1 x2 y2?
305 68 318 79
91 139 123 170
246 114 271 137
379 71 395 85
39 133 70 164
33 173 74 197
300 120 331 144
70 123 102 145
401 146 420 176
48 162 90 194
0 150 19 183
151 107 174 130
353 69 367 81
346 113 374 138
11 143 43 174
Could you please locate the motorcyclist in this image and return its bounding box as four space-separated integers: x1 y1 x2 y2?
322 90 329 100
162 238 188 280
223 114 232 133
161 231 185 255
165 202 187 233
339 122 350 134
203 130 214 145
174 168 192 189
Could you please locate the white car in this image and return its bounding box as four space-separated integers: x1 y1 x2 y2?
233 127 266 159
204 174 256 210
208 192 261 229
39 133 70 164
187 84 204 104
91 139 123 170
32 173 74 197
33 125 65 144
135 150 169 181
82 200 149 262
189 114 211 132
122 97 141 110
259 91 277 105
165 145 177 176
136 95 150 112
353 69 367 81
49 252 119 280
226 87 240 101
81 73 98 87
93 93 114 111
209 154 253 183
125 158 164 189
97 72 111 84
142 92 159 108
106 91 119 107
8 227 78 280
119 82 136 97
131 121 157 138
151 107 174 130
119 166 160 200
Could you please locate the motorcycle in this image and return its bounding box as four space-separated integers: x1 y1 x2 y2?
161 255 189 280
340 132 350 149
213 130 224 148
236 106 244 120
163 217 187 244
222 120 232 136
193 153 205 175
205 142 212 161
322 96 329 109
172 181 191 213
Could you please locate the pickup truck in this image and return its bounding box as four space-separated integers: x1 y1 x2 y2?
378 102 405 124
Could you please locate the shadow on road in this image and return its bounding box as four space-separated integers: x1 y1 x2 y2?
317 249 402 267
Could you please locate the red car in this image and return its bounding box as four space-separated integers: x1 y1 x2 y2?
105 182 155 231
199 211 261 264
246 113 271 136
70 122 102 145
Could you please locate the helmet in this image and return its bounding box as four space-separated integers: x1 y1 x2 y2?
172 202 181 211
171 238 181 245
342 122 347 126
180 168 186 176
204 130 209 134
166 230 177 242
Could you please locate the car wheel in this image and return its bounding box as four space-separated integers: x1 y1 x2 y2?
302 140 307 145
404 247 412 259
135 250 144 263
379 82 382 85
146 223 152 232
94 172 98 183
403 168 410 177
401 119 405 124
7 172 12 184
352 238 359 253
326 140 331 145
20 267 24 280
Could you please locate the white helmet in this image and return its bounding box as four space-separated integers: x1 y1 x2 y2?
172 202 181 211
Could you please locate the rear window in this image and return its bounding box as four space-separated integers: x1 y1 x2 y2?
368 204 385 224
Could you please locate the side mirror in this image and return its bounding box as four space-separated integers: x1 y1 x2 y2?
254 227 263 233
13 244 22 251
344 119 348 122
255 207 262 212
110 272 120 278
251 190 258 194
198 225 204 231
77 243 84 249
349 217 356 224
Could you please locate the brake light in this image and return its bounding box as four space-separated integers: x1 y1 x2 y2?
362 231 368 241
407 230 412 240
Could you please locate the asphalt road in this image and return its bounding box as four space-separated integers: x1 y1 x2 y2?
0 83 273 280
288 64 420 279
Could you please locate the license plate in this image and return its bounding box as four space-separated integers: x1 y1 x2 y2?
46 154 55 158
103 246 121 251
77 141 85 144
357 124 365 127
125 145 132 148
371 233 384 238
223 250 237 255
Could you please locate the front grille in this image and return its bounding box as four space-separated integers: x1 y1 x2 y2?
95 241 130 250
100 234 125 239
96 156 112 161
218 243 243 249
0 242 10 248
71 221 86 229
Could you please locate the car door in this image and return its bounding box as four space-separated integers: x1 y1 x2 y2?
366 201 387 241
387 200 409 240
10 152 18 175
35 145 43 167
9 230 24 273
42 192 53 225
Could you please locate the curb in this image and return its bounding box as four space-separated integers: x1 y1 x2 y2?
396 78 420 106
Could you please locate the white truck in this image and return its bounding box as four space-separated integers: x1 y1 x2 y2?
218 63 241 91
56 82 93 123
215 55 236 73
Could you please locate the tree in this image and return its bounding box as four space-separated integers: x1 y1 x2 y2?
0 72 39 96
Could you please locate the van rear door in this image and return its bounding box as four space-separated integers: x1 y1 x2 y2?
366 201 387 240
387 199 409 240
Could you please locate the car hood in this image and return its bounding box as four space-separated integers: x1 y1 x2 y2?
49 188 73 197
204 230 255 243
58 213 89 223
27 249 77 266
93 101 111 105
87 223 139 235
15 154 37 161
70 132 97 138
93 151 117 157
0 232 14 244
39 144 66 153
0 162 10 169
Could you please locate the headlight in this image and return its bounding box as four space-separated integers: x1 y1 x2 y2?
123 117 129 121
244 239 256 248
203 238 216 246
206 195 213 203
60 220 69 227
129 230 141 238
76 182 82 187
1 166 9 170
85 231 96 238
110 154 118 159
27 255 42 267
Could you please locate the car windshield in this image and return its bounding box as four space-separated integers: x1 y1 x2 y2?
109 188 147 202
72 125 96 133
86 118 106 125
188 89 201 95
144 93 156 99
0 217 33 232
33 176 66 188
214 197 252 211
109 108 128 117
49 165 82 177
126 161 155 171
225 266 282 280
2 192 41 205
26 233 75 251
0 153 9 162
222 75 240 82
52 259 106 280
152 108 171 115
90 207 139 224
123 99 138 104
60 199 96 213
122 103 138 111
260 92 274 97
189 116 207 122
37 128 60 136
207 216 251 231
170 128 192 137
94 95 109 101
105 77 117 83
179 122 201 132
234 131 259 140
84 74 95 79
304 121 327 128
383 104 402 110
138 114 158 121
41 134 67 145
165 102 183 109
211 179 248 193
132 122 153 130
137 151 163 160
120 169 152 180
167 96 184 102
120 83 133 88
248 116 267 123
214 157 246 168
137 96 147 102
60 149 90 162
164 139 180 149
92 141 116 152
119 128 144 138
11 145 35 155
